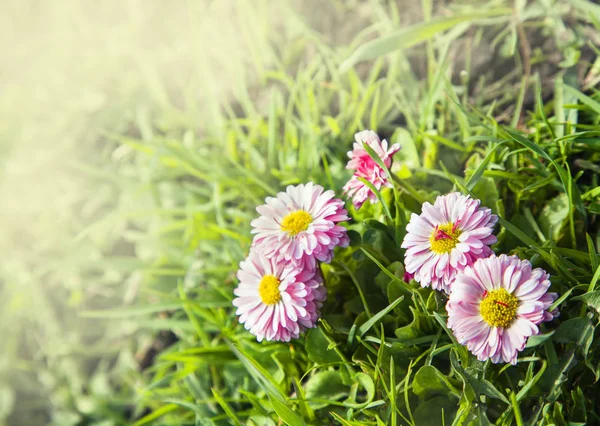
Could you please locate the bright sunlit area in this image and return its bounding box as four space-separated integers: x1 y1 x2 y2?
1 0 600 425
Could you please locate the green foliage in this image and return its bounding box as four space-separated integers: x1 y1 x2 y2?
2 0 600 425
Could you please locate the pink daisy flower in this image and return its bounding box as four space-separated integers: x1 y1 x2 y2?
232 249 326 342
446 254 558 364
343 130 401 210
401 192 498 293
251 182 350 267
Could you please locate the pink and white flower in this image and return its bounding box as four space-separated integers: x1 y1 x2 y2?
401 192 498 293
343 130 401 210
232 249 326 342
251 182 349 267
446 254 558 364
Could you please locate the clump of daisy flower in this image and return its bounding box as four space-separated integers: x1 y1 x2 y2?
251 182 350 268
401 192 498 293
235 182 350 342
232 250 326 342
343 130 401 210
446 254 558 364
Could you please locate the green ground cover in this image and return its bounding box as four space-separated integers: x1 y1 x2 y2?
1 1 600 425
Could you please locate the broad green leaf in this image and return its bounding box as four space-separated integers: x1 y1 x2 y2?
413 366 458 399
553 317 594 350
395 307 437 341
450 352 509 404
578 263 600 314
539 193 570 241
571 387 588 424
526 331 555 348
468 406 494 426
573 289 600 314
304 371 349 408
471 177 500 215
347 229 362 246
412 396 458 426
387 282 413 323
305 327 343 364
343 373 375 409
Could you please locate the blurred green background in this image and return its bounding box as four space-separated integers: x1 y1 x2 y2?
1 0 598 425
1 2 284 423
1 2 375 423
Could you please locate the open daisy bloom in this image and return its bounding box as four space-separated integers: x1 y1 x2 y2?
447 254 558 364
401 192 498 293
343 130 401 210
232 249 326 342
251 182 349 267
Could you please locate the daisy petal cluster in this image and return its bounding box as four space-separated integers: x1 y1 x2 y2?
232 182 349 342
233 251 326 342
251 182 350 268
446 254 558 364
402 191 559 364
343 130 401 210
402 192 498 293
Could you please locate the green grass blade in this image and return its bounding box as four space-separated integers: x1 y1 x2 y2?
465 141 507 191
212 388 243 426
356 176 393 223
357 296 404 337
501 128 587 226
132 404 178 426
269 395 307 426
80 303 182 318
227 341 285 399
564 84 600 114
360 247 412 291
340 10 511 71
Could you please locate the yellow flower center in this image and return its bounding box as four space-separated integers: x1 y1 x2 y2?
280 210 312 236
479 288 519 328
429 222 461 254
258 275 281 305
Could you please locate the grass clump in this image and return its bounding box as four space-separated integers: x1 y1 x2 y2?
2 1 600 425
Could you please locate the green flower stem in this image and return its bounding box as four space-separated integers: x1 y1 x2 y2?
391 174 426 204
